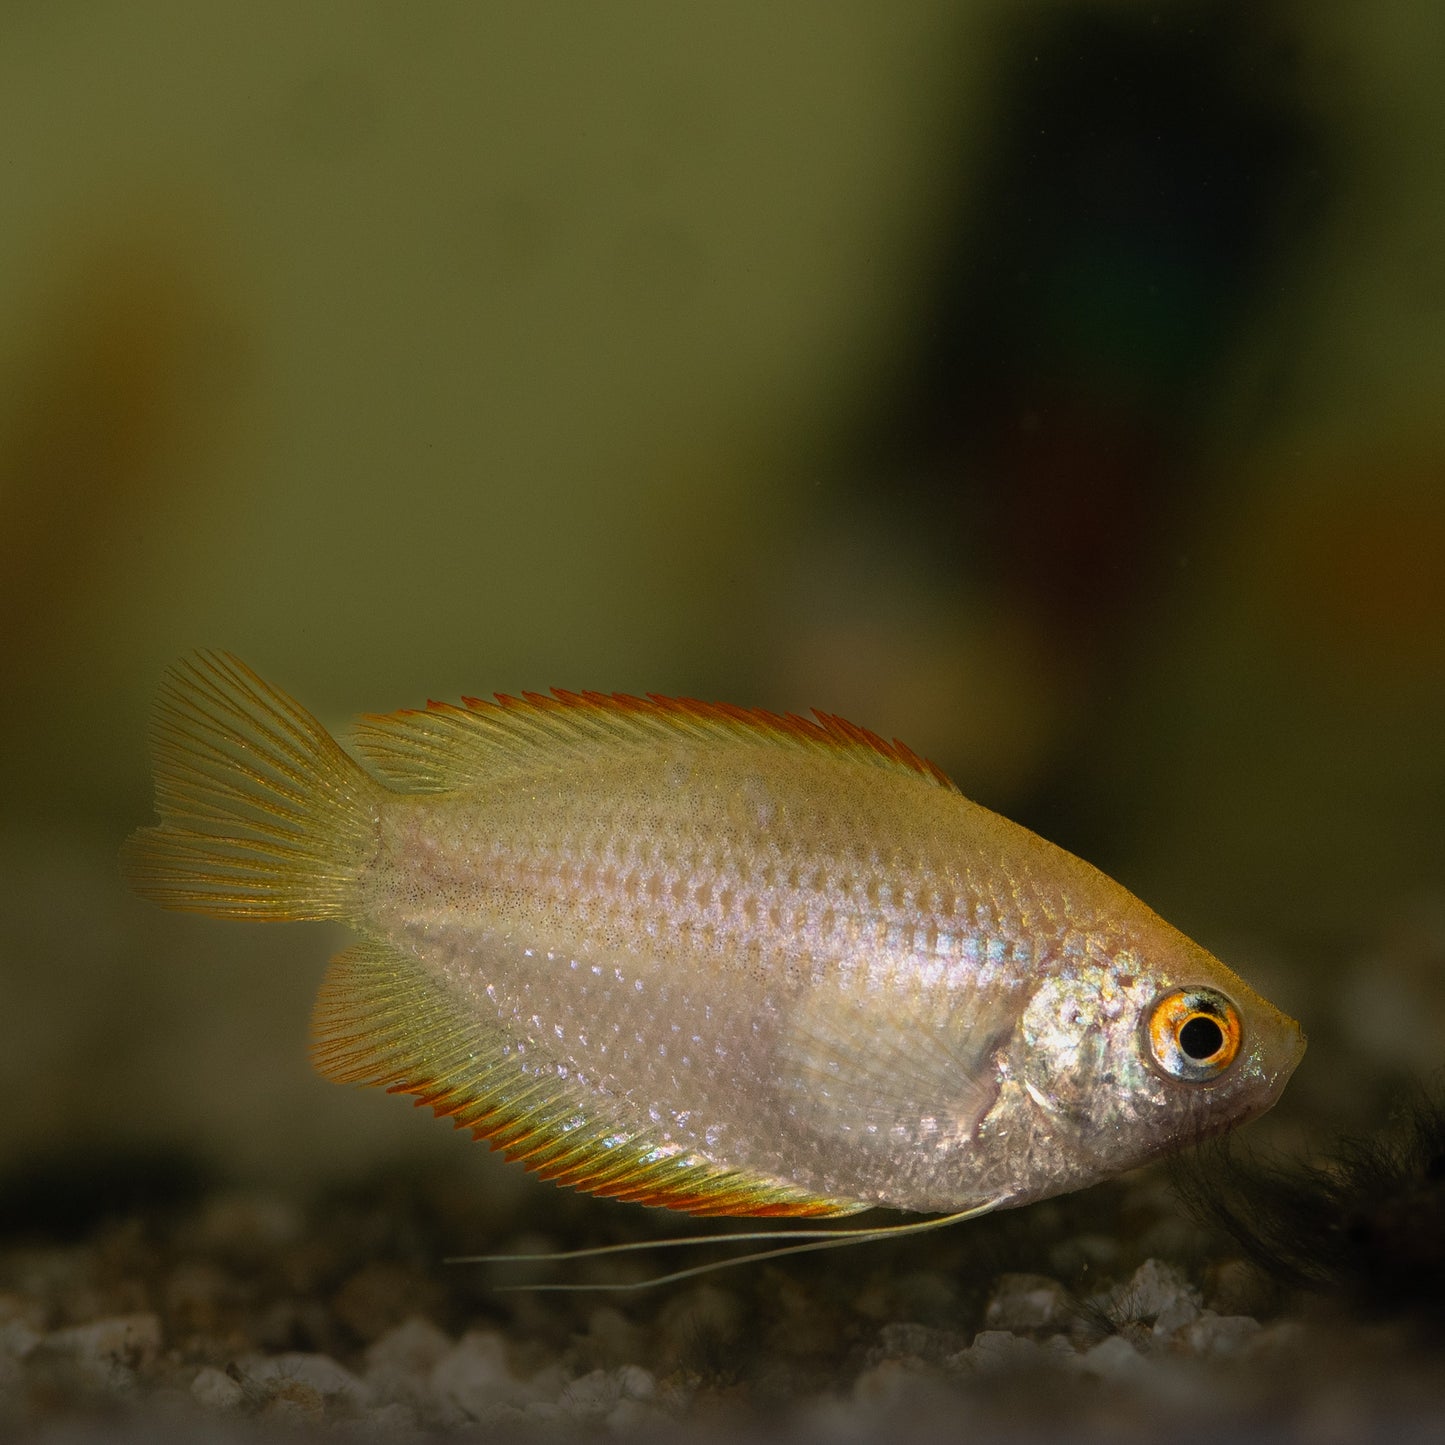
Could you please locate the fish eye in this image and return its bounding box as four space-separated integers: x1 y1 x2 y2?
1146 987 1241 1082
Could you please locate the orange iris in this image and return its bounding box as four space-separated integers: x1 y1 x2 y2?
1147 988 1242 1082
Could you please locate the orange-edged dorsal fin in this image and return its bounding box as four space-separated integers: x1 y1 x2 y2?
310 940 867 1220
350 688 958 795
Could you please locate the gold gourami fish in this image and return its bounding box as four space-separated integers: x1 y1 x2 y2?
124 654 1305 1224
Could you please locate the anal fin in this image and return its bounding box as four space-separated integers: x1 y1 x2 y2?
310 940 866 1219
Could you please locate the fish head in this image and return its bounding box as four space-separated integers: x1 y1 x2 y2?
1005 925 1306 1197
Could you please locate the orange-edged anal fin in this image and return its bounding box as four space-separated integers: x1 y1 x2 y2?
310 940 867 1220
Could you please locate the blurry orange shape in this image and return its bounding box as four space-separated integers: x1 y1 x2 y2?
1264 455 1445 686
0 217 245 673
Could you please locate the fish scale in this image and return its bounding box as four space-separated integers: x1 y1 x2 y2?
124 653 1305 1219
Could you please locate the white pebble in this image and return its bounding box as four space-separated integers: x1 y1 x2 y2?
1122 1258 1200 1321
366 1316 453 1379
1181 1311 1262 1356
616 1363 655 1401
556 1365 660 1421
853 1357 928 1404
1080 1333 1149 1382
431 1329 534 1416
45 1312 162 1367
0 1317 42 1362
1152 1294 1202 1338
560 1368 617 1413
43 1312 162 1387
873 1321 967 1364
984 1272 1070 1330
240 1351 367 1406
190 1365 244 1412
954 1329 1048 1374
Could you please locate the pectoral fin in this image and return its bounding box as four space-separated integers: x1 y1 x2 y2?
777 983 1016 1149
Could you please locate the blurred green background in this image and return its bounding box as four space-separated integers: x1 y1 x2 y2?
1 2 1442 1199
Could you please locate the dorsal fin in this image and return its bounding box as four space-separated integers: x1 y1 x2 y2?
351 689 958 795
310 941 867 1220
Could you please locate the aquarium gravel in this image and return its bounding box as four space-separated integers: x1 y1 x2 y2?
2 1159 1442 1443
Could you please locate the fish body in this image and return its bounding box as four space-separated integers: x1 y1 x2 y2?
125 655 1305 1219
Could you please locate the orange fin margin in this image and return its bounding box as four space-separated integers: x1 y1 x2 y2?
351 687 957 795
311 941 867 1220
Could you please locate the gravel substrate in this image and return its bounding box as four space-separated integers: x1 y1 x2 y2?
2 1154 1442 1443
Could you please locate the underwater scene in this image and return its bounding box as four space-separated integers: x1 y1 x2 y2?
1 4 1443 1441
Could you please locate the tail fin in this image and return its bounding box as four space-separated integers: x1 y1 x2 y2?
122 652 382 920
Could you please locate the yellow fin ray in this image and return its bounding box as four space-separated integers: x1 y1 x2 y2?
122 652 381 920
310 941 867 1220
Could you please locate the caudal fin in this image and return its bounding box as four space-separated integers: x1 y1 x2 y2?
122 652 381 920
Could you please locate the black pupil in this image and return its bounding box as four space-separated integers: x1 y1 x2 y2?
1178 1014 1224 1061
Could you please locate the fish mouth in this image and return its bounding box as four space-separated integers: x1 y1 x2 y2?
1286 1019 1308 1070
1218 1016 1307 1134
1268 1014 1308 1090
1178 1018 1307 1148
